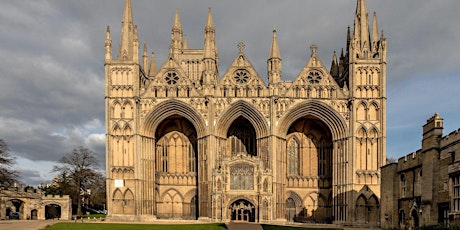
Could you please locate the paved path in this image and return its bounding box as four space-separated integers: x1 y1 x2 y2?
226 222 263 230
0 220 60 230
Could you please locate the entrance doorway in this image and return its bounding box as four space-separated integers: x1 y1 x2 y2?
229 199 256 222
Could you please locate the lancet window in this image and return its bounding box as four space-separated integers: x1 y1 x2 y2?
287 138 300 175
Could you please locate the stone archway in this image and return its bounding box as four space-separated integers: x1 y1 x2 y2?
45 204 61 219
229 199 256 222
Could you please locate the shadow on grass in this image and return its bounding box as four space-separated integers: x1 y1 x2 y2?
44 222 228 230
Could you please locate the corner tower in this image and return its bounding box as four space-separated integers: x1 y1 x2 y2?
345 0 387 224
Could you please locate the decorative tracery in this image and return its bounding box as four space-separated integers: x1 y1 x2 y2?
165 72 179 85
307 70 322 84
234 70 250 84
287 138 300 175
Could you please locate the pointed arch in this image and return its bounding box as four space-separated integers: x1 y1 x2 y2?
113 189 123 199
112 100 122 119
112 189 123 215
113 123 122 135
278 101 347 140
143 99 206 138
368 101 379 120
215 100 269 138
355 194 367 223
356 101 367 121
287 136 300 175
123 189 135 215
123 100 134 119
286 191 303 208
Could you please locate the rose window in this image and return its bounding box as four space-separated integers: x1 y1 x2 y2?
165 72 179 85
234 70 250 84
307 71 322 84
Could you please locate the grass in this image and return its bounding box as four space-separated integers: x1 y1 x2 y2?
261 224 339 230
44 223 228 230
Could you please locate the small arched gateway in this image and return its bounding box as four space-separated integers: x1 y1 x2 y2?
45 204 61 219
229 199 256 222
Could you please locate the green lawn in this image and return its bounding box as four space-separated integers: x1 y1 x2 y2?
261 224 339 230
44 223 228 230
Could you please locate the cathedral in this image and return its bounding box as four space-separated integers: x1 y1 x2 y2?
105 0 387 224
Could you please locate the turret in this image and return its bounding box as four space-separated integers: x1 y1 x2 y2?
422 113 444 151
202 8 218 86
105 26 112 61
267 29 281 85
371 12 379 54
170 9 183 57
330 51 339 79
149 52 158 77
142 43 148 73
351 0 371 59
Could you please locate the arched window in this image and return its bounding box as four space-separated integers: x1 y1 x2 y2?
162 141 168 172
401 174 406 197
227 117 257 156
288 138 300 175
188 144 196 173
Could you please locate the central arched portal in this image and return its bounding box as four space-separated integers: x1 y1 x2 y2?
229 199 256 222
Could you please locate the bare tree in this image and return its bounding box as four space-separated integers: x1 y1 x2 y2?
52 146 100 216
0 139 18 188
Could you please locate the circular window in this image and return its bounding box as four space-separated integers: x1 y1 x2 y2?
307 71 322 84
234 70 250 84
165 72 179 85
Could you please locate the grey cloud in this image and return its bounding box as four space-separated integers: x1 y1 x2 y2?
1 0 459 184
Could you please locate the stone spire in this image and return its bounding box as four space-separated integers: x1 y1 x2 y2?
183 35 189 49
204 8 216 59
170 9 183 56
372 12 379 53
149 52 157 77
105 26 112 61
142 43 148 73
352 0 371 59
268 29 281 85
118 0 135 61
330 51 339 79
202 8 218 86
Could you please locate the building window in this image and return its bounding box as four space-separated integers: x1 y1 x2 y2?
189 144 196 173
454 175 460 211
287 138 300 175
165 72 179 85
401 174 406 197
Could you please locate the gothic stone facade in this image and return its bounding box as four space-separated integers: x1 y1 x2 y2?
105 0 387 224
381 114 460 229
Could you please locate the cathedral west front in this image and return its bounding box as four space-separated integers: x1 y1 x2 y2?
105 0 387 224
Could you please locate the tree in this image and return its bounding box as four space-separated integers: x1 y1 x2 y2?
0 139 18 188
52 146 100 216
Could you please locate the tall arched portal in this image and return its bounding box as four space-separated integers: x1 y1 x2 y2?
285 116 333 222
155 115 198 219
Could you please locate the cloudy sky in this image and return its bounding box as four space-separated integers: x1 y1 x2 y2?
1 0 459 186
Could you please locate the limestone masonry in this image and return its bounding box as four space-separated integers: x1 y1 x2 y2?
105 0 387 225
